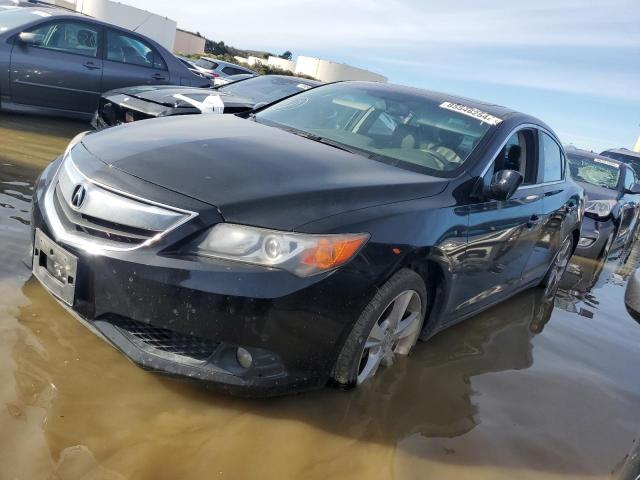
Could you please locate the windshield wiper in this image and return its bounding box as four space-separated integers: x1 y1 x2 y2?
280 128 369 156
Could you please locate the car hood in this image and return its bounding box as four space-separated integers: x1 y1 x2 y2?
79 115 448 230
105 85 255 111
576 181 620 201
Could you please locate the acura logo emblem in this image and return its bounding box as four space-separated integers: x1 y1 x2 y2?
71 184 87 208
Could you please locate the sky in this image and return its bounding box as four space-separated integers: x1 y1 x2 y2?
125 0 640 152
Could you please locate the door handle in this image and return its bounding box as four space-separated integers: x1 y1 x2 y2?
527 215 540 228
83 61 101 70
152 73 166 80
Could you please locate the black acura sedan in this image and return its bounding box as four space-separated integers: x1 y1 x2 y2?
92 75 320 129
567 149 640 260
30 81 583 396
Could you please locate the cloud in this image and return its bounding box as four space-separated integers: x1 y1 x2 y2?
125 0 640 50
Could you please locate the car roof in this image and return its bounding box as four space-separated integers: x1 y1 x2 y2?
601 148 640 159
6 5 170 45
567 147 628 168
260 74 321 86
201 57 255 70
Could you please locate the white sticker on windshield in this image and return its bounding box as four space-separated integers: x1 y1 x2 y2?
439 102 502 126
594 157 619 168
296 83 311 90
32 10 52 17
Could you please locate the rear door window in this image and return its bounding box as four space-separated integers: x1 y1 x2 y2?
28 21 99 58
106 30 165 69
540 132 564 182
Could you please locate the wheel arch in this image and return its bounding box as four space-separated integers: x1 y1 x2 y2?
393 247 454 339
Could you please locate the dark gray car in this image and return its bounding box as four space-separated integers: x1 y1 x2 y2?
0 5 209 119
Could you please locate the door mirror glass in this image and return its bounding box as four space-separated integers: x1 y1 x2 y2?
627 182 640 194
18 32 40 45
489 169 523 201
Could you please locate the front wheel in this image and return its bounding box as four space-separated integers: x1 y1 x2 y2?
540 235 574 300
331 268 427 388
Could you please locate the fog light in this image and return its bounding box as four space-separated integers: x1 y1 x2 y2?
236 347 253 369
578 237 596 247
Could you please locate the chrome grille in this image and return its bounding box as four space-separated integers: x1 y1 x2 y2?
45 155 197 251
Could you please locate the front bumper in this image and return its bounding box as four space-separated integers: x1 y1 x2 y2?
575 216 615 259
30 159 378 396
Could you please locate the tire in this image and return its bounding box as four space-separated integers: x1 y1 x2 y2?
540 235 574 300
331 268 427 388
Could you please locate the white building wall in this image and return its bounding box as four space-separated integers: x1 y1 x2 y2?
634 135 640 153
75 0 177 51
267 56 295 72
246 56 267 67
174 30 205 55
294 56 386 83
234 56 249 64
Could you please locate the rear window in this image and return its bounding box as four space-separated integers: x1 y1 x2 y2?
568 154 620 190
196 58 218 70
256 83 496 176
0 8 51 33
222 66 250 76
218 76 315 104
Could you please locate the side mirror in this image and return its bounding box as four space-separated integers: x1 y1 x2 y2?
626 182 640 195
488 169 523 201
17 32 40 45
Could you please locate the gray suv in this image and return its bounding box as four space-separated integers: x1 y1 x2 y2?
0 5 209 119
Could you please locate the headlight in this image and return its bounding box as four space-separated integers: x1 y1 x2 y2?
584 199 616 218
192 223 369 277
64 131 90 158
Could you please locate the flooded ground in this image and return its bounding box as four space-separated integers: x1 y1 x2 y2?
1 112 640 480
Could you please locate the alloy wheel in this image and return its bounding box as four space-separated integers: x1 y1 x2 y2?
357 290 422 384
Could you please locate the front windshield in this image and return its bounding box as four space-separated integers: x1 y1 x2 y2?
255 83 495 176
601 150 640 173
568 154 620 189
0 7 50 33
219 76 314 104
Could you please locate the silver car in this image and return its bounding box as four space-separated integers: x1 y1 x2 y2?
193 57 257 79
0 5 209 119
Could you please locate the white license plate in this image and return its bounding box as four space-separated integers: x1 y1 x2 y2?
32 228 78 306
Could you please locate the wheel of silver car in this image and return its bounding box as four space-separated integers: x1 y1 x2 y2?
332 268 427 388
542 236 573 300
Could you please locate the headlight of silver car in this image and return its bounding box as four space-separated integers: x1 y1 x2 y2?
584 199 616 218
193 223 369 277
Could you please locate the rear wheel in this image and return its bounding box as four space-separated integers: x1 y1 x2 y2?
332 268 427 388
540 236 573 300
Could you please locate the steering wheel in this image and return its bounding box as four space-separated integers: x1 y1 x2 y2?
421 149 450 171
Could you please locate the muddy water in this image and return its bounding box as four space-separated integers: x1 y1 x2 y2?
1 112 640 480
